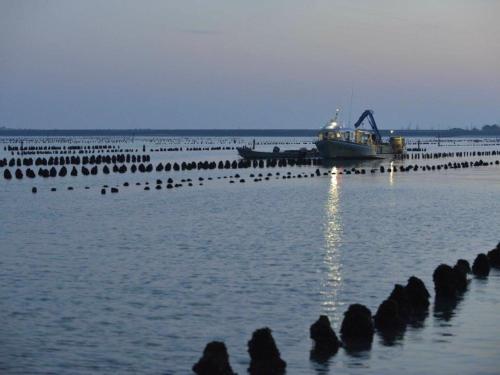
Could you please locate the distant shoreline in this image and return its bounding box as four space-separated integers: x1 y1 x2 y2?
1 128 500 137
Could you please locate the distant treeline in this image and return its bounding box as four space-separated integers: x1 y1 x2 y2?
0 124 499 137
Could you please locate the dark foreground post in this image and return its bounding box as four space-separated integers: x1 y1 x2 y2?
247 327 286 375
192 341 235 375
310 315 340 360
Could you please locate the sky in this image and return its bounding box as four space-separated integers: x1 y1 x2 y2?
1 0 499 130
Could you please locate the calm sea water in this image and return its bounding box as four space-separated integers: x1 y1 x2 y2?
1 136 500 374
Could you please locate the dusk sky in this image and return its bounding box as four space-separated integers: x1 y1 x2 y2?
1 0 499 130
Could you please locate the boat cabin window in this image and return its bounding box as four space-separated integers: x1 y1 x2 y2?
320 130 358 142
323 131 348 141
354 131 373 144
337 131 351 142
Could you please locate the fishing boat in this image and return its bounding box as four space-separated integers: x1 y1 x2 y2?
315 109 405 159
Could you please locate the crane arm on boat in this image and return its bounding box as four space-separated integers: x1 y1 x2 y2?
353 110 382 143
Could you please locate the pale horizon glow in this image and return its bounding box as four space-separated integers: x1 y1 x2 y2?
1 0 499 130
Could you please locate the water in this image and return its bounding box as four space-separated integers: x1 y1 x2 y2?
1 136 500 374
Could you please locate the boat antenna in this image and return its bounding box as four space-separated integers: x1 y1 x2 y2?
348 87 354 127
334 108 340 122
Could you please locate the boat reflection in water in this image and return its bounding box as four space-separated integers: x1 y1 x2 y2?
323 158 403 187
321 158 385 170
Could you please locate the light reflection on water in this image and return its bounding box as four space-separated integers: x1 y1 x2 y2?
321 167 343 319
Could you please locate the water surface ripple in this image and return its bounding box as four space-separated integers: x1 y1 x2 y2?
1 137 500 374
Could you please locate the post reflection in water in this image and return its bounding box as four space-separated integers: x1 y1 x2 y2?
321 167 343 322
389 160 394 186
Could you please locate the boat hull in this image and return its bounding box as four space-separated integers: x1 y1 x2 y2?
315 140 379 159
